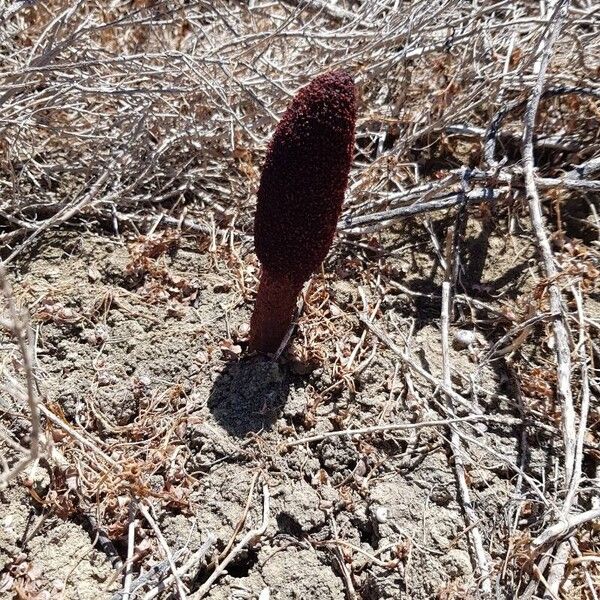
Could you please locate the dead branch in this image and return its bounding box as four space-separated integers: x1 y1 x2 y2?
283 414 521 449
339 188 502 231
0 264 40 489
519 1 578 596
440 245 491 592
532 508 600 552
189 483 270 600
139 502 188 599
141 534 216 600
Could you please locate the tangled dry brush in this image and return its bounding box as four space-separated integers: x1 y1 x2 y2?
1 0 599 599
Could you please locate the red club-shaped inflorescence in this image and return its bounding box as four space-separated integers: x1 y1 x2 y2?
249 69 357 353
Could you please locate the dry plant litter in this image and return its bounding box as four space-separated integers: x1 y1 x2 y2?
1 1 599 599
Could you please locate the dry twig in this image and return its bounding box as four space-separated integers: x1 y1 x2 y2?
0 264 40 488
189 483 270 599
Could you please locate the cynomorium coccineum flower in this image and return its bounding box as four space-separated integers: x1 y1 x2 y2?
249 70 357 353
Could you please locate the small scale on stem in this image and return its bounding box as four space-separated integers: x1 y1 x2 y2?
249 69 357 353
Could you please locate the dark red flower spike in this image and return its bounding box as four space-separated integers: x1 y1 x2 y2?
249 70 357 353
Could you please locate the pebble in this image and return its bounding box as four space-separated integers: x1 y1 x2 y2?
452 329 476 350
373 505 389 524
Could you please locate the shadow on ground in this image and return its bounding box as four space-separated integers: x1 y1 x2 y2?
207 356 290 437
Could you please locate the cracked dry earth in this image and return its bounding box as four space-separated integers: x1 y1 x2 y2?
0 215 568 599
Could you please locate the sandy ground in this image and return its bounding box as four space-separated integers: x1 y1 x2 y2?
1 206 583 599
